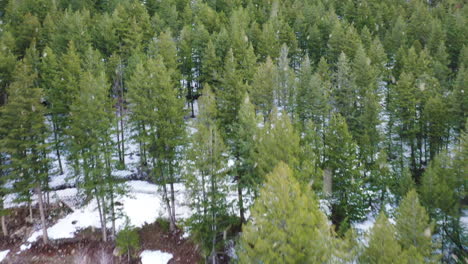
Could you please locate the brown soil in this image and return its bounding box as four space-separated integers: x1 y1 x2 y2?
138 222 202 264
0 206 202 264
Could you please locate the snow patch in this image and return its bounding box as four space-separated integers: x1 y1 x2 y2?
140 250 173 264
0 250 9 262
20 244 31 251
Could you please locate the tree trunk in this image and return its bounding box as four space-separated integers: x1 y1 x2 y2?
1 215 7 236
237 180 245 224
119 62 126 167
96 192 107 242
52 120 63 175
29 201 33 223
170 182 176 227
35 186 48 245
156 159 175 232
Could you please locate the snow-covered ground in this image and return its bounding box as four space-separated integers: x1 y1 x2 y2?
27 181 192 244
0 250 9 262
140 250 173 264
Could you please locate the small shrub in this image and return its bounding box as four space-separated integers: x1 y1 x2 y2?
155 217 170 232
116 217 140 262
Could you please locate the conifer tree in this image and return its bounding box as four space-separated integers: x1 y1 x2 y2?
395 189 437 262
128 57 185 231
255 109 300 180
332 52 358 134
40 46 64 174
250 57 276 120
361 212 407 264
238 162 338 264
0 59 50 244
67 68 117 242
297 57 331 129
185 86 230 260
276 44 296 116
323 114 367 227
230 96 259 223
217 49 247 139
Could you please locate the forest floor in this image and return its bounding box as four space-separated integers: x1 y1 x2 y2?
0 204 202 263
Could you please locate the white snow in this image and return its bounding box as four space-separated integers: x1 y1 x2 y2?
20 244 31 251
0 250 9 262
461 209 468 231
140 250 173 264
27 181 193 243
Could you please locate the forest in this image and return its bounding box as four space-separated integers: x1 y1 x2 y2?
0 0 466 263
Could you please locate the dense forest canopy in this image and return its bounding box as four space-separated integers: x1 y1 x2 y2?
0 0 466 263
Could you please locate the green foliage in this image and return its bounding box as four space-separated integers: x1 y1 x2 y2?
238 162 343 264
116 218 140 259
361 212 406 264
395 189 438 262
323 114 367 225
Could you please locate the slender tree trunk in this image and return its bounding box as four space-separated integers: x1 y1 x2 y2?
52 119 63 175
201 171 207 217
29 201 33 223
35 186 48 244
96 193 107 242
119 62 126 167
156 159 175 232
1 215 7 236
170 182 176 227
237 178 245 224
116 117 122 163
1 199 7 236
101 196 108 241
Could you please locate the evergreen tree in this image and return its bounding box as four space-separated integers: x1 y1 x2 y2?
238 162 338 264
276 44 296 116
420 150 465 259
395 189 438 262
255 109 300 180
230 96 259 223
296 57 330 129
67 68 117 241
250 56 276 120
185 86 231 260
127 57 185 231
332 52 358 135
323 114 367 227
0 59 50 244
217 49 247 139
361 212 407 264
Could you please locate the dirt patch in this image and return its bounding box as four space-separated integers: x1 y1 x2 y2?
139 222 202 264
0 205 202 263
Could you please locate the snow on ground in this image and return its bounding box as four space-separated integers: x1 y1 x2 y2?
27 181 192 243
0 250 9 262
140 250 173 264
461 209 468 231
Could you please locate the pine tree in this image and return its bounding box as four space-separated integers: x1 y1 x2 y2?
185 86 231 259
395 189 437 262
323 114 367 227
255 109 300 180
230 95 260 223
67 68 117 242
238 162 338 264
296 56 331 129
332 52 358 135
40 46 64 175
420 150 465 259
276 44 296 116
128 57 185 232
217 49 247 139
0 59 50 244
361 212 407 264
250 56 276 120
